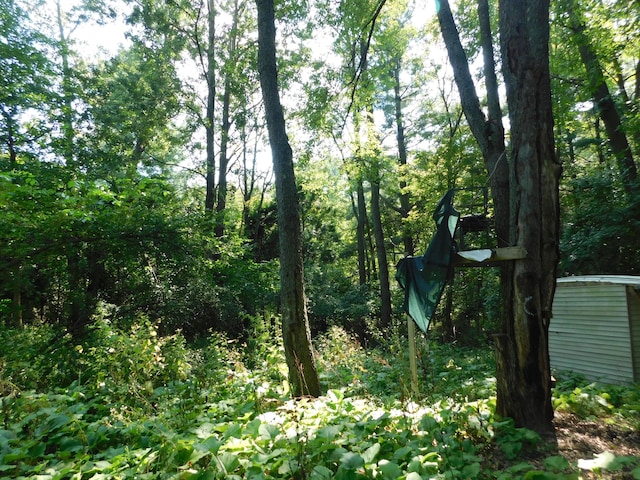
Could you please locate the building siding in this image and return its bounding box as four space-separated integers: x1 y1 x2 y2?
627 286 640 382
550 278 637 384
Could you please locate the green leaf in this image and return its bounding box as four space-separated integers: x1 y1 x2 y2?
258 423 279 441
378 460 402 479
392 445 412 461
46 413 71 431
462 463 481 478
317 424 342 440
310 465 334 479
544 455 570 472
406 472 422 480
340 452 364 470
217 452 240 473
195 436 223 454
361 443 380 464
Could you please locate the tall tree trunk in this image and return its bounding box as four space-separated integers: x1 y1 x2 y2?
215 0 240 238
364 99 392 330
56 0 75 168
497 0 561 435
436 0 509 247
11 266 23 328
255 0 321 398
205 0 217 213
392 57 414 256
370 175 392 330
356 180 369 285
566 0 638 196
241 117 257 235
1 106 18 166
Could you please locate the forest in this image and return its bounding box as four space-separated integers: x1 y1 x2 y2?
1 0 639 478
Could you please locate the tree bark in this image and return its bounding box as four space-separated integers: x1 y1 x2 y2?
393 57 414 257
497 0 561 435
371 177 392 330
215 0 240 238
205 0 216 213
56 0 76 168
1 106 18 166
356 180 369 285
436 0 509 246
255 0 321 397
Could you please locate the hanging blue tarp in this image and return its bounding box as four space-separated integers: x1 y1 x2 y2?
396 189 459 333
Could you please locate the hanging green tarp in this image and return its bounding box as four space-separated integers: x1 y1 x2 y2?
396 189 459 333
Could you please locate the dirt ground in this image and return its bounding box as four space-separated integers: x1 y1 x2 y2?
547 411 639 478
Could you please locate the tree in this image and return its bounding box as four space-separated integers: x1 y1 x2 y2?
566 0 640 201
436 0 560 433
495 0 561 435
563 0 638 198
255 0 321 397
436 0 508 252
0 0 53 167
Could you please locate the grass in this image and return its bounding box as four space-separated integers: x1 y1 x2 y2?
0 321 639 479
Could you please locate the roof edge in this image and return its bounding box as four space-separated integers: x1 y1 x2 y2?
557 275 640 285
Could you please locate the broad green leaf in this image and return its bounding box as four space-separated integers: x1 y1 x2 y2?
361 443 380 464
195 436 222 454
462 463 481 478
191 471 217 480
46 413 71 431
310 465 334 479
405 472 422 480
317 424 341 440
544 455 570 471
217 452 240 473
523 471 555 479
378 460 402 479
258 423 279 441
243 418 262 436
223 423 243 439
340 451 364 470
392 445 413 461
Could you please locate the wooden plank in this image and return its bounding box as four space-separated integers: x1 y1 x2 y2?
453 246 527 266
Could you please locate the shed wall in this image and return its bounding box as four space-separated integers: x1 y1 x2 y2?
627 286 640 382
550 282 635 384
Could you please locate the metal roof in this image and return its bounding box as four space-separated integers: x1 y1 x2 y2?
557 275 640 286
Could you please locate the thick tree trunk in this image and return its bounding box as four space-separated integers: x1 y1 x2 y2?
497 0 561 435
256 0 321 398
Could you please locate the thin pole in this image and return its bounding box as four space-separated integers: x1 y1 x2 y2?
407 315 419 397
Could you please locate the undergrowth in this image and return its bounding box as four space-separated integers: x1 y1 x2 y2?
1 321 639 479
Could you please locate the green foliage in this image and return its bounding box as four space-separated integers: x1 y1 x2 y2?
1 323 639 478
0 321 79 390
559 170 640 275
553 371 640 430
